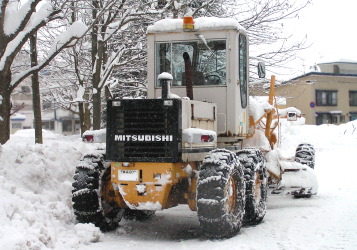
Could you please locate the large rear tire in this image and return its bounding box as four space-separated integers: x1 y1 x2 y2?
197 149 245 238
237 148 268 225
72 153 123 231
295 143 315 169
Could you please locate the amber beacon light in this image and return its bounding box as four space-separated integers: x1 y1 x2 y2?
183 16 194 30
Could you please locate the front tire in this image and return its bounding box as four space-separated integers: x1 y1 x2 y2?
72 153 123 231
197 149 245 238
295 143 315 169
237 148 268 225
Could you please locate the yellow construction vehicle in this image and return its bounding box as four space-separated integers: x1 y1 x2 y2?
72 17 317 238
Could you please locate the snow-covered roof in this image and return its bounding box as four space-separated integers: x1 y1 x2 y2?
10 112 26 121
147 17 246 34
317 59 357 65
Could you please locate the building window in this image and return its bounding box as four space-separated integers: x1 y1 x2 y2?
12 123 22 129
349 91 357 106
42 121 54 130
316 112 344 125
350 113 357 121
333 65 340 74
42 101 52 110
62 120 72 132
316 90 337 106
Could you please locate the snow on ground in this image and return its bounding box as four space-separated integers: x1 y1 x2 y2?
1 122 357 249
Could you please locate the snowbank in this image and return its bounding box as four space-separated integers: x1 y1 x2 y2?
0 130 103 249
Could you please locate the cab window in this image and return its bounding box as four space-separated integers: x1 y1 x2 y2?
155 40 226 86
239 34 248 108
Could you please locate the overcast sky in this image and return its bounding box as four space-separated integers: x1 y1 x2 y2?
286 0 357 77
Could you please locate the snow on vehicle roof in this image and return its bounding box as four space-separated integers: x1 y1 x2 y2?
147 17 246 34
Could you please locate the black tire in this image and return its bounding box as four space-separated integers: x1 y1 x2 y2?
237 148 268 225
292 188 312 199
197 149 245 238
72 153 123 231
295 143 315 169
123 209 156 221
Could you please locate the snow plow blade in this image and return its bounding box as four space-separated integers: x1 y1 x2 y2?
271 161 318 198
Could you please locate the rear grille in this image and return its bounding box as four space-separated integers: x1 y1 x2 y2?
106 99 182 162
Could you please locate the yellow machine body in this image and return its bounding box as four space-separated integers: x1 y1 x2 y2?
107 162 198 211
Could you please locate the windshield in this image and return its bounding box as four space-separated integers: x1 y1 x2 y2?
155 40 226 86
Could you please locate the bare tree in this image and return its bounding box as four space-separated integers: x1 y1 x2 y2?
0 0 87 144
225 0 311 79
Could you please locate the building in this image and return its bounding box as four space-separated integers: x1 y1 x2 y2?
10 84 80 135
272 61 357 125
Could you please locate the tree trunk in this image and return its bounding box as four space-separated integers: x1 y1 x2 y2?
30 33 43 144
92 37 104 130
79 103 85 136
0 83 11 144
92 88 102 130
79 102 91 136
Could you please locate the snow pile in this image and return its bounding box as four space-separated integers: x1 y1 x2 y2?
0 131 103 249
13 129 61 140
339 120 357 138
249 96 274 122
280 161 319 194
250 96 303 123
243 129 271 151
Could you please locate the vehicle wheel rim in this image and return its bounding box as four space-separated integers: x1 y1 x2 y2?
254 173 261 204
226 176 237 213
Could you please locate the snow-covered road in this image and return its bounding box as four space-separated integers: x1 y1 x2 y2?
79 122 357 250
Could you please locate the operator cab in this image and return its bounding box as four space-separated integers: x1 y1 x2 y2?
147 17 249 139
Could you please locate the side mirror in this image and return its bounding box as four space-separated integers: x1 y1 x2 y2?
258 62 266 78
287 112 298 121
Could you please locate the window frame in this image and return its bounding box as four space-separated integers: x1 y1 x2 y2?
315 90 338 106
349 91 357 106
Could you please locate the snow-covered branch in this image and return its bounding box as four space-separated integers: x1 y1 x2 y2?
10 21 87 91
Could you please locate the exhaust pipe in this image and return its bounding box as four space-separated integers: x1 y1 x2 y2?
183 52 193 100
158 72 173 99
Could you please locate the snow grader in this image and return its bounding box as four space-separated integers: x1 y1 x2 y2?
72 17 317 238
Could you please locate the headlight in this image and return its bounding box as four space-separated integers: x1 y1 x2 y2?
112 101 121 107
164 100 173 106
